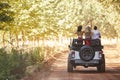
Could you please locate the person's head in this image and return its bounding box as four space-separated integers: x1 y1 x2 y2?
77 25 82 32
85 26 91 32
94 26 97 30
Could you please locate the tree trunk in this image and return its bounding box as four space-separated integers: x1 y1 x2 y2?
42 38 46 60
21 31 25 47
9 31 13 47
15 33 19 48
33 37 36 47
2 31 5 46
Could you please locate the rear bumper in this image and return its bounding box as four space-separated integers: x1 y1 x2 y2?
70 59 100 67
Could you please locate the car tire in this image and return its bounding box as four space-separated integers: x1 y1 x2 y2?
97 54 105 72
79 46 95 61
67 60 73 72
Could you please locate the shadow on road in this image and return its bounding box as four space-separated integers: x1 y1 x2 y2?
70 66 120 74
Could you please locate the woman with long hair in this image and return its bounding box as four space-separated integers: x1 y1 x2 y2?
84 26 92 45
75 25 84 40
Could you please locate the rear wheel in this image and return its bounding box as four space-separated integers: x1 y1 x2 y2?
97 54 105 72
67 60 73 72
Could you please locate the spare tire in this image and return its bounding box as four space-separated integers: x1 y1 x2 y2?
79 46 95 61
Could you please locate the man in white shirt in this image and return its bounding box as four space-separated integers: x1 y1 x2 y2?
92 26 101 39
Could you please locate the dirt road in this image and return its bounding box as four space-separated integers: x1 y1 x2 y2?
23 45 120 80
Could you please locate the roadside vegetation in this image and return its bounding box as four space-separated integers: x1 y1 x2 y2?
0 0 119 80
0 45 64 80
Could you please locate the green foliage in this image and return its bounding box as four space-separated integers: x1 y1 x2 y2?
0 2 10 9
0 2 14 23
0 0 120 46
0 48 28 80
0 47 44 80
29 47 44 65
11 0 119 39
98 0 120 13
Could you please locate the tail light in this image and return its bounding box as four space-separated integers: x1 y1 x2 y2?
71 51 75 58
99 51 103 58
99 51 103 54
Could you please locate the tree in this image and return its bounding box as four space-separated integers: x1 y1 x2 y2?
0 2 14 46
0 0 119 48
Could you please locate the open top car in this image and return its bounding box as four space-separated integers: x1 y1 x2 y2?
67 38 105 72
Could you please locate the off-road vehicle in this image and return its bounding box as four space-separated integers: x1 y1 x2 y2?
67 39 105 72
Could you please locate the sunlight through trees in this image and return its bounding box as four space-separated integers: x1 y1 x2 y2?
0 0 119 47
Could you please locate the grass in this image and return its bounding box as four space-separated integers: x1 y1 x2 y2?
0 45 64 80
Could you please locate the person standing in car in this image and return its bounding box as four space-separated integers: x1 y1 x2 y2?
91 26 101 39
84 26 92 39
75 25 84 40
84 26 92 45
